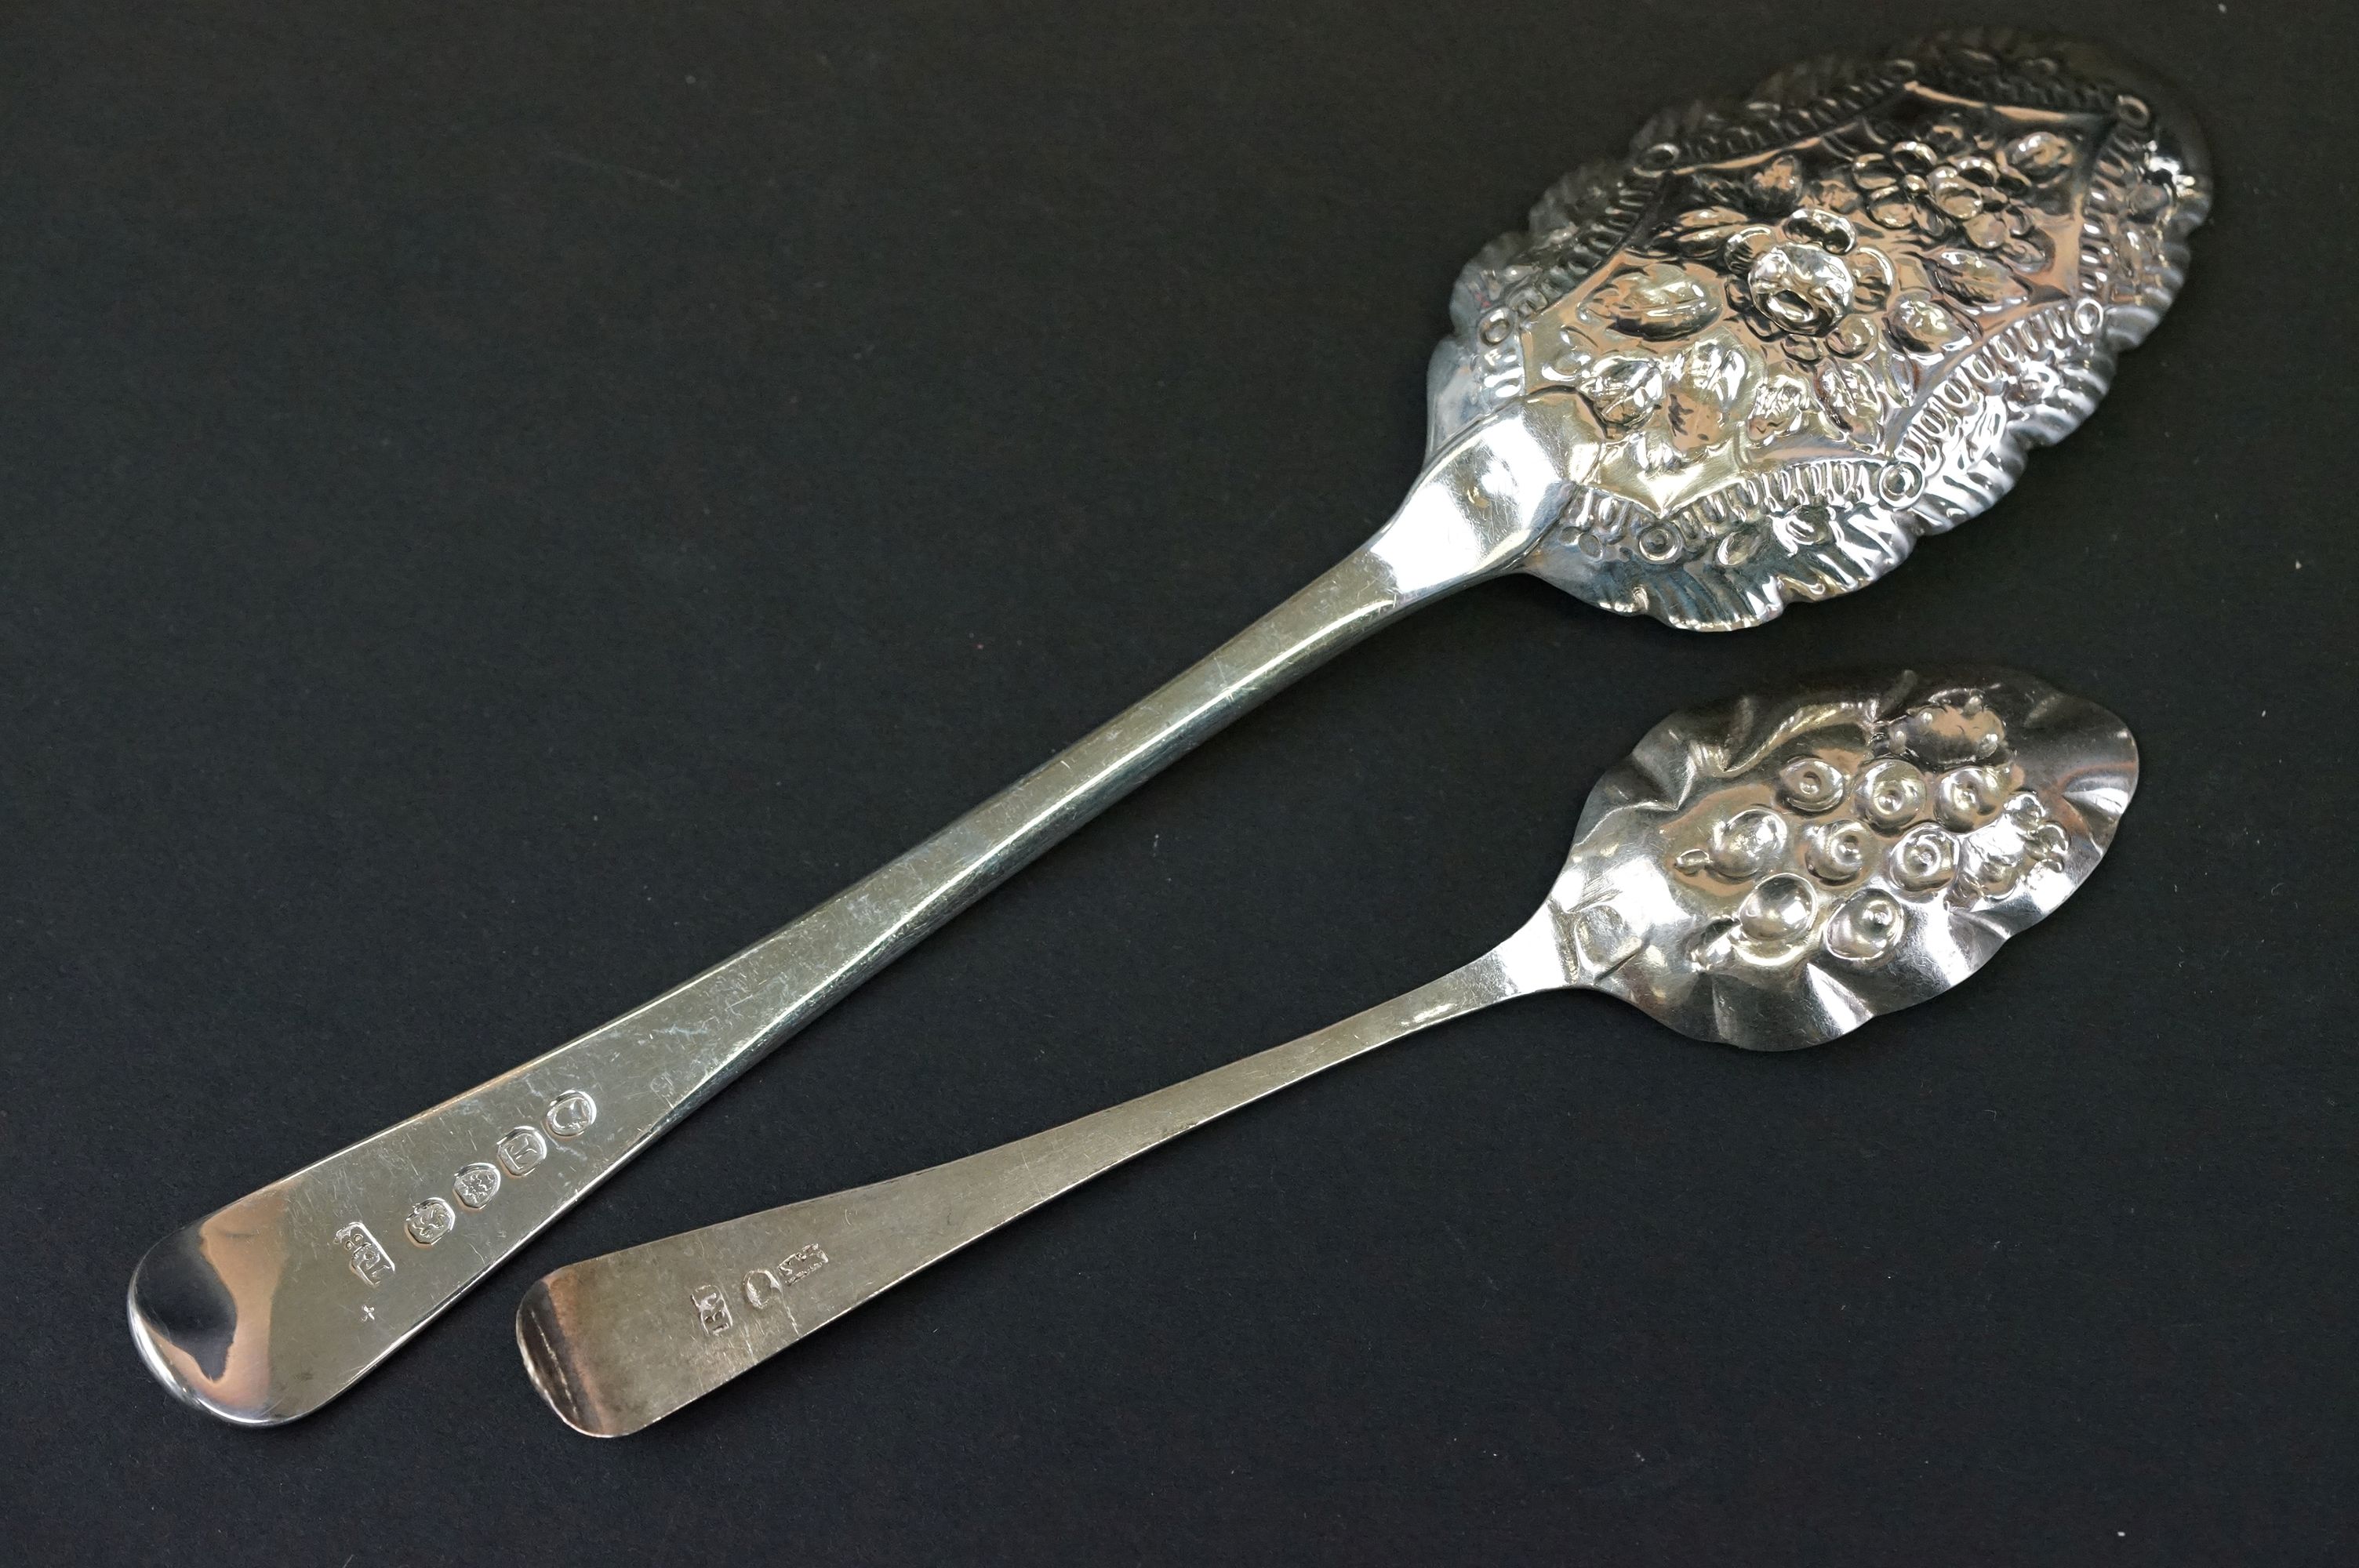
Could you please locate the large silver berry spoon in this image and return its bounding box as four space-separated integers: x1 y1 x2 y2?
131 33 2202 1425
515 667 2137 1436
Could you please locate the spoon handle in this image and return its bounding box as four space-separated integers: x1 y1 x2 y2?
129 546 1408 1426
128 392 1582 1425
517 937 1547 1436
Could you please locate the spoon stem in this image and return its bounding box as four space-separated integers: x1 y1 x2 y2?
517 928 1554 1436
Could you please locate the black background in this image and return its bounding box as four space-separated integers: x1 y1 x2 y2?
3 2 2352 1563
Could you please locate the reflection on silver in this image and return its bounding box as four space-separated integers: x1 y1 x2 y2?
129 33 2199 1427
516 668 2135 1436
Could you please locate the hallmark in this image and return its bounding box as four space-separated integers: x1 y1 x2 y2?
453 1161 503 1210
544 1090 598 1138
692 1284 735 1336
742 1243 830 1310
394 1090 596 1252
404 1196 457 1247
496 1124 549 1178
334 1221 395 1287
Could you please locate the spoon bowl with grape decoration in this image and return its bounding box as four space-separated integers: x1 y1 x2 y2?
131 31 2201 1426
516 666 2137 1436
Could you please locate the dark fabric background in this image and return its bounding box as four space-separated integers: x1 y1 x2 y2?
2 2 2350 1563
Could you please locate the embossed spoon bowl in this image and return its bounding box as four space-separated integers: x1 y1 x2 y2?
130 33 2204 1425
516 667 2139 1436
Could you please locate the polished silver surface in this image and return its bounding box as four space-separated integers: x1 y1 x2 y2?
518 667 2137 1436
130 32 2201 1426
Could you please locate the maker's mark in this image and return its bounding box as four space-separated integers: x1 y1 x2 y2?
334 1222 396 1287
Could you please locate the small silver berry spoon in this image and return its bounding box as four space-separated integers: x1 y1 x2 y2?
517 666 2135 1436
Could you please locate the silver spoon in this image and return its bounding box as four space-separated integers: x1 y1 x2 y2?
130 33 2204 1425
516 666 2137 1436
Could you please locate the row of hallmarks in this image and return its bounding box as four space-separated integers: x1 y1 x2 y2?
331 1089 600 1287
692 1243 830 1335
